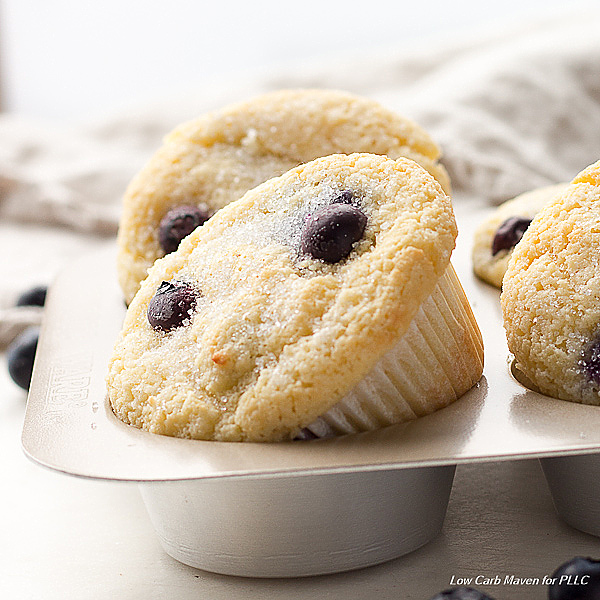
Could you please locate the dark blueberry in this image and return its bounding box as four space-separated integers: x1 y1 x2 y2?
158 204 211 254
491 216 532 255
331 189 354 205
548 556 600 600
300 203 367 263
16 285 47 307
147 281 198 332
7 326 40 391
579 340 600 385
429 587 495 600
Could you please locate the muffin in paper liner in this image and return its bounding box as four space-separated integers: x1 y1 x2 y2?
303 263 484 437
108 153 483 442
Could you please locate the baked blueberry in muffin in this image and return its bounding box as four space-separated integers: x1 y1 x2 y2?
472 183 567 288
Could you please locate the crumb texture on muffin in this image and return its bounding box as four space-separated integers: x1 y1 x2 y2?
501 160 600 403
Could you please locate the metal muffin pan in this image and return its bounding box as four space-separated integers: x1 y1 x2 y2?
138 466 456 577
21 202 600 576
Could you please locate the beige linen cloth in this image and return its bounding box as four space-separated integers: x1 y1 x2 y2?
2 11 600 349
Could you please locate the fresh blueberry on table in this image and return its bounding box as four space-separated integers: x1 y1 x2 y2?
429 587 496 600
16 285 47 307
7 326 40 391
548 556 600 600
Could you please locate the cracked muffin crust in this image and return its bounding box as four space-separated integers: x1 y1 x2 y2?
117 89 451 303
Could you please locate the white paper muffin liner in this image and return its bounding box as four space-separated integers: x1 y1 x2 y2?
304 263 484 437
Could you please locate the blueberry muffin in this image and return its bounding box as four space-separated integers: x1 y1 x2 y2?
472 183 568 288
502 160 600 403
108 154 482 442
117 89 451 303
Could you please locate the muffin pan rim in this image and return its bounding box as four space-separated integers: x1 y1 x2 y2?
21 202 600 483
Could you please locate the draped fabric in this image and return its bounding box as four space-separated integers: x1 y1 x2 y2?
2 10 600 347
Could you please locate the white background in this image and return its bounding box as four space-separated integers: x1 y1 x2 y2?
0 0 588 124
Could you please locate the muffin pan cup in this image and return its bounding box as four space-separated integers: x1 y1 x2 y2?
21 243 459 577
540 454 600 538
21 203 600 577
509 361 600 537
139 465 455 577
